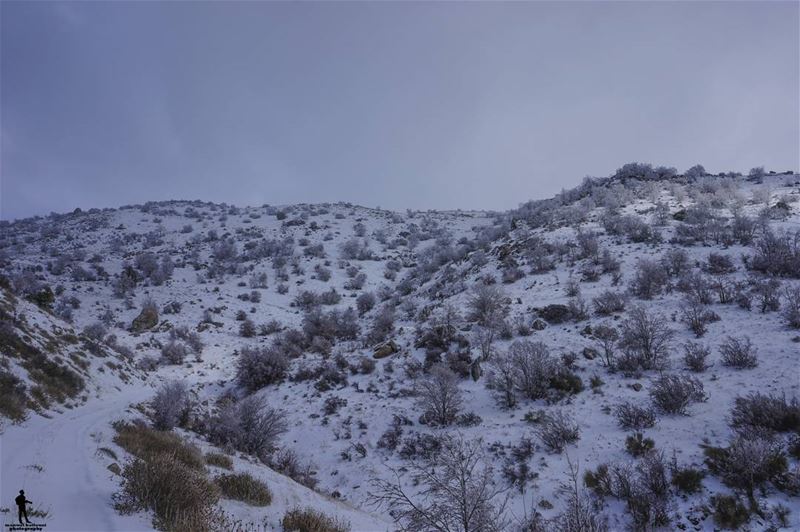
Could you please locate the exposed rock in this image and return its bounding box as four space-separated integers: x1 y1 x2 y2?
373 340 398 359
532 319 547 331
131 306 158 332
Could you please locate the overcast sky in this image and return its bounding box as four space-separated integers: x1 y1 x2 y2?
1 1 798 220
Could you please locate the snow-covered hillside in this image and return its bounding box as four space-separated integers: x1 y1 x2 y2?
1 166 799 531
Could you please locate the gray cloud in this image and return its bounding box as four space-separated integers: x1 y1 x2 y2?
2 1 798 219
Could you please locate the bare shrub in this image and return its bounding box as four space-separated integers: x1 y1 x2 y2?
593 325 619 367
617 307 673 372
509 340 556 400
750 229 800 278
151 381 190 431
783 285 800 328
207 396 287 461
548 459 609 532
485 353 518 409
584 453 673 529
466 284 508 326
371 434 509 531
753 278 781 313
356 292 376 315
615 402 657 430
416 365 463 426
236 346 289 392
649 374 705 415
593 291 626 315
160 340 188 365
239 318 256 338
660 248 689 277
719 336 758 369
679 297 718 337
682 342 711 372
704 436 787 499
629 260 669 300
730 393 800 435
705 253 736 274
0 368 28 422
537 410 580 453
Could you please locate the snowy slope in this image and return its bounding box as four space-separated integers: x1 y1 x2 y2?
1 172 799 531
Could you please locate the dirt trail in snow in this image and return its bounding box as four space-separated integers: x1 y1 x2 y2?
1 388 154 531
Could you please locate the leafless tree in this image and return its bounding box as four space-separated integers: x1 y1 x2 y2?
466 284 508 327
151 381 190 430
485 353 518 409
509 340 554 400
592 325 619 367
550 457 609 532
417 365 463 427
617 306 673 372
370 433 509 532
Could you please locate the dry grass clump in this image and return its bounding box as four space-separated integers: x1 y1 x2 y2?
214 472 272 506
282 507 350 532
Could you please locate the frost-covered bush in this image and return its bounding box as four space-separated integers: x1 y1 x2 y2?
344 272 367 290
239 318 256 338
752 278 781 313
83 321 108 342
676 271 713 304
416 365 463 427
783 285 800 328
161 340 188 365
705 253 736 274
249 272 268 289
593 290 626 315
617 307 673 372
660 248 690 277
719 336 758 369
151 381 190 431
509 340 555 400
685 164 706 180
593 325 619 367
629 260 669 300
704 435 787 498
584 453 672 529
236 346 290 392
536 410 580 453
318 288 341 305
649 374 705 415
679 297 718 337
750 229 800 278
356 292 376 315
682 342 710 372
466 284 508 326
207 396 287 461
615 402 657 430
364 305 394 346
313 264 331 282
730 393 800 435
372 434 506 531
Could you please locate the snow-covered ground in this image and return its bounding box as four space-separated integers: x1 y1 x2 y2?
1 172 799 531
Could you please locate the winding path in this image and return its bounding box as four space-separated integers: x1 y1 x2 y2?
1 388 153 531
